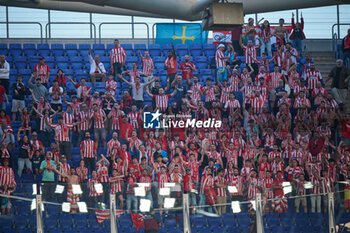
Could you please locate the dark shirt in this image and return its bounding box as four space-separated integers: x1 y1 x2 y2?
12 82 26 100
19 141 33 159
102 98 116 115
144 215 160 231
293 29 303 40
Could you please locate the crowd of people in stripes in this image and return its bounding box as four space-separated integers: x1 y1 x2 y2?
0 20 350 217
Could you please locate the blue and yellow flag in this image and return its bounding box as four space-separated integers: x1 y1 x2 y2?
156 23 208 45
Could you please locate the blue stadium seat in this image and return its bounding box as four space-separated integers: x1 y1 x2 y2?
71 63 83 70
70 56 83 63
134 44 147 54
196 63 207 69
19 69 32 76
180 56 193 62
57 63 69 69
127 56 138 63
190 43 202 57
93 44 105 50
10 43 22 50
56 56 69 63
15 63 27 70
153 56 165 63
121 44 133 50
79 44 91 51
176 44 189 56
0 43 8 49
94 50 106 56
149 44 161 57
106 43 114 51
11 49 23 57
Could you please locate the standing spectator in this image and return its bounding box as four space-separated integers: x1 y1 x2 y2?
215 44 229 82
122 63 143 83
105 74 117 96
138 50 154 85
32 105 58 147
125 167 138 212
0 119 15 153
17 129 33 177
179 55 196 81
54 69 67 89
81 131 97 173
164 42 177 84
49 79 64 111
341 28 350 67
145 86 177 113
110 39 126 77
290 12 306 55
0 83 8 111
120 90 133 114
28 74 48 100
258 18 273 57
341 113 350 146
0 110 11 126
102 92 116 134
215 168 228 215
0 159 15 187
40 152 56 202
76 160 88 201
326 59 350 107
244 18 257 45
88 170 103 209
304 63 323 92
231 26 243 56
89 103 107 148
119 75 155 109
225 44 241 67
0 54 10 93
0 183 16 215
33 57 50 87
11 76 26 121
89 49 106 88
57 155 70 203
274 18 288 45
46 116 75 160
239 36 261 77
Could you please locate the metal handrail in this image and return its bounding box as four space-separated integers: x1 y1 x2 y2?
331 23 350 58
152 23 203 45
0 22 43 43
45 22 97 43
98 22 149 45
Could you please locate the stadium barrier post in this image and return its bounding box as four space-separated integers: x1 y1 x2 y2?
183 193 191 233
110 194 118 233
256 193 264 233
328 192 335 233
36 194 44 233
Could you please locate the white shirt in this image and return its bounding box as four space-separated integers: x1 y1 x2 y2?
0 61 10 80
49 86 64 104
89 55 106 75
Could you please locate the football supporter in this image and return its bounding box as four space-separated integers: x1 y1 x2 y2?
33 57 50 86
110 39 126 77
88 49 106 87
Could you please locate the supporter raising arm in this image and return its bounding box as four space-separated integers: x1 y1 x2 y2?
145 85 177 112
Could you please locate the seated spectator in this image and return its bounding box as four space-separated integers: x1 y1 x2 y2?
89 49 106 88
54 69 67 89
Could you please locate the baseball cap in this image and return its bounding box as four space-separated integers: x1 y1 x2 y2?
218 44 225 48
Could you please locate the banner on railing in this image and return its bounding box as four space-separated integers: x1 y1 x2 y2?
156 23 208 45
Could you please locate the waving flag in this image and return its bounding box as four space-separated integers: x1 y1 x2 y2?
130 211 147 231
156 23 208 45
95 210 125 224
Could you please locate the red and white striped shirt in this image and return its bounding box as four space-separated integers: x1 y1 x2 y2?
203 86 216 102
126 70 141 83
90 109 106 129
110 47 126 64
320 177 332 194
157 172 169 189
80 140 96 158
110 176 122 194
0 166 14 186
106 80 117 96
227 175 242 195
76 167 88 182
228 75 241 91
107 139 121 157
310 176 320 194
262 178 274 199
38 114 52 131
250 95 265 114
63 112 74 125
142 57 154 76
200 175 214 194
242 45 258 64
190 83 202 101
88 178 102 197
305 70 322 89
220 85 233 103
296 179 306 196
215 50 226 68
30 139 43 152
214 176 227 197
51 123 73 142
269 72 283 89
247 177 259 199
224 99 240 115
127 112 140 129
58 162 70 183
97 164 109 183
154 94 170 112
268 151 281 160
78 111 89 131
139 175 152 192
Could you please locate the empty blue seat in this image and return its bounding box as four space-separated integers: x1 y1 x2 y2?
106 43 114 51
57 63 69 69
10 43 22 50
19 69 32 75
122 44 133 50
0 43 8 49
56 56 69 62
51 44 64 50
127 56 138 63
11 50 23 57
93 44 105 50
70 56 83 63
149 44 161 57
154 56 165 63
94 50 106 56
79 44 91 50
23 43 35 50
134 43 147 51
37 44 50 50
71 63 83 70
200 69 212 75
99 56 109 63
14 56 27 63
65 44 77 50
15 63 27 69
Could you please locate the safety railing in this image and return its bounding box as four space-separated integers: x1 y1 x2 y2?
45 22 97 44
331 23 350 58
99 22 149 45
0 22 43 43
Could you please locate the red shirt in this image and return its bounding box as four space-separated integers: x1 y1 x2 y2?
342 120 350 139
165 56 177 75
34 64 50 83
119 116 133 140
179 62 195 80
0 85 6 102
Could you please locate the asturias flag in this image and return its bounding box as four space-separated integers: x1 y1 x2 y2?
156 23 208 45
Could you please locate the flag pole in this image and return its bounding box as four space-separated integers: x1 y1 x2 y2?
110 194 118 233
183 193 191 233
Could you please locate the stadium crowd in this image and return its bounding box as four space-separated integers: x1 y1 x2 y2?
0 14 349 219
